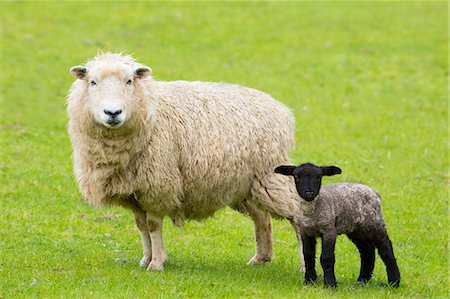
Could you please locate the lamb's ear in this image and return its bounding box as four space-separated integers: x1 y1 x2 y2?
70 66 88 79
274 165 296 176
134 66 152 79
321 166 342 176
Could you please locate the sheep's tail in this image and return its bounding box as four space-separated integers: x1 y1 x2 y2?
251 172 300 219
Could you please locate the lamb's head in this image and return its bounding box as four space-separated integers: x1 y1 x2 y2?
69 53 151 130
275 162 341 201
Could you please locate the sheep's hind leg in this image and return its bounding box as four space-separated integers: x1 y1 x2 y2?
132 209 152 268
347 232 375 283
146 214 167 271
233 201 273 265
375 234 401 287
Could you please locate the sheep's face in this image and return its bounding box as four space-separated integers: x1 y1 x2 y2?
70 63 151 129
275 163 342 201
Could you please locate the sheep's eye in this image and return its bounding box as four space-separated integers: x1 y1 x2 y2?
126 79 132 85
90 81 97 86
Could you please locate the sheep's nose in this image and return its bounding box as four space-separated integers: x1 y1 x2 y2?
104 109 122 117
305 190 314 197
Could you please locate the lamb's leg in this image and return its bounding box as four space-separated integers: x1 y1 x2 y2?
348 233 375 283
234 201 273 265
359 245 376 283
375 234 401 287
320 232 337 288
146 214 167 271
290 219 305 272
301 232 317 285
132 209 152 268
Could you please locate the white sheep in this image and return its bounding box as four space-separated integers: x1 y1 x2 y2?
275 162 401 288
67 52 303 271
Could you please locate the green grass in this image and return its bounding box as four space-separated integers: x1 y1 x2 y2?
1 1 448 298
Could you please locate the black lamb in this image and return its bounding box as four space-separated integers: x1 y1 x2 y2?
275 162 400 288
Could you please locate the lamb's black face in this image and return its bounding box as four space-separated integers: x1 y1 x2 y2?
293 166 323 201
275 162 342 202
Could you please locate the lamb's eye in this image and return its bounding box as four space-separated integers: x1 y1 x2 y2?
90 81 97 86
126 79 132 85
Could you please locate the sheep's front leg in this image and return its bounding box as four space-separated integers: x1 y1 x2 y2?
321 232 337 288
132 209 152 268
290 219 305 272
301 233 317 285
146 214 167 271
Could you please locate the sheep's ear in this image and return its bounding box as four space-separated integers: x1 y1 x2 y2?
134 66 152 79
70 66 88 79
321 166 342 176
274 165 296 176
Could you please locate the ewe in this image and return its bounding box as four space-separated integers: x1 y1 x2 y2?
67 53 303 271
275 162 400 288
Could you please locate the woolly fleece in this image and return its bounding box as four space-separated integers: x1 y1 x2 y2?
67 53 299 221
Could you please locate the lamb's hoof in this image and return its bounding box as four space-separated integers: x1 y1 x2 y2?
139 256 152 268
299 266 306 273
147 260 164 271
305 280 318 286
388 280 400 288
356 277 369 285
247 255 271 265
304 273 318 285
324 280 338 289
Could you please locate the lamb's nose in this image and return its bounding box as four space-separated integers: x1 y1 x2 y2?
104 109 122 117
305 190 314 197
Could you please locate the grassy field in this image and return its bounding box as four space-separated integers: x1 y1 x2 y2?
0 1 448 298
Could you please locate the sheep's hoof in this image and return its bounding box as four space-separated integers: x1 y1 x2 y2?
304 273 318 285
139 256 152 268
147 260 164 271
247 255 271 265
305 277 318 285
356 277 369 285
299 266 306 273
324 280 338 289
388 280 400 288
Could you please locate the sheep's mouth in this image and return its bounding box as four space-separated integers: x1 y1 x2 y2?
104 120 123 129
298 190 318 201
302 197 316 202
300 192 317 201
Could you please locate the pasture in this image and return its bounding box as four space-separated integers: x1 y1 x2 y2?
0 1 447 298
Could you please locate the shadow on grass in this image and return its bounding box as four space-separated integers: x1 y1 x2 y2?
112 253 400 293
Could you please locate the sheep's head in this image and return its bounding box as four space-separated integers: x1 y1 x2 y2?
275 162 341 201
69 53 151 130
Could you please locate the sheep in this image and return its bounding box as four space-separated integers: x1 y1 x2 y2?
275 162 401 288
67 52 304 271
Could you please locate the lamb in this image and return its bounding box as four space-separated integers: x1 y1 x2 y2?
67 52 303 271
275 162 401 288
